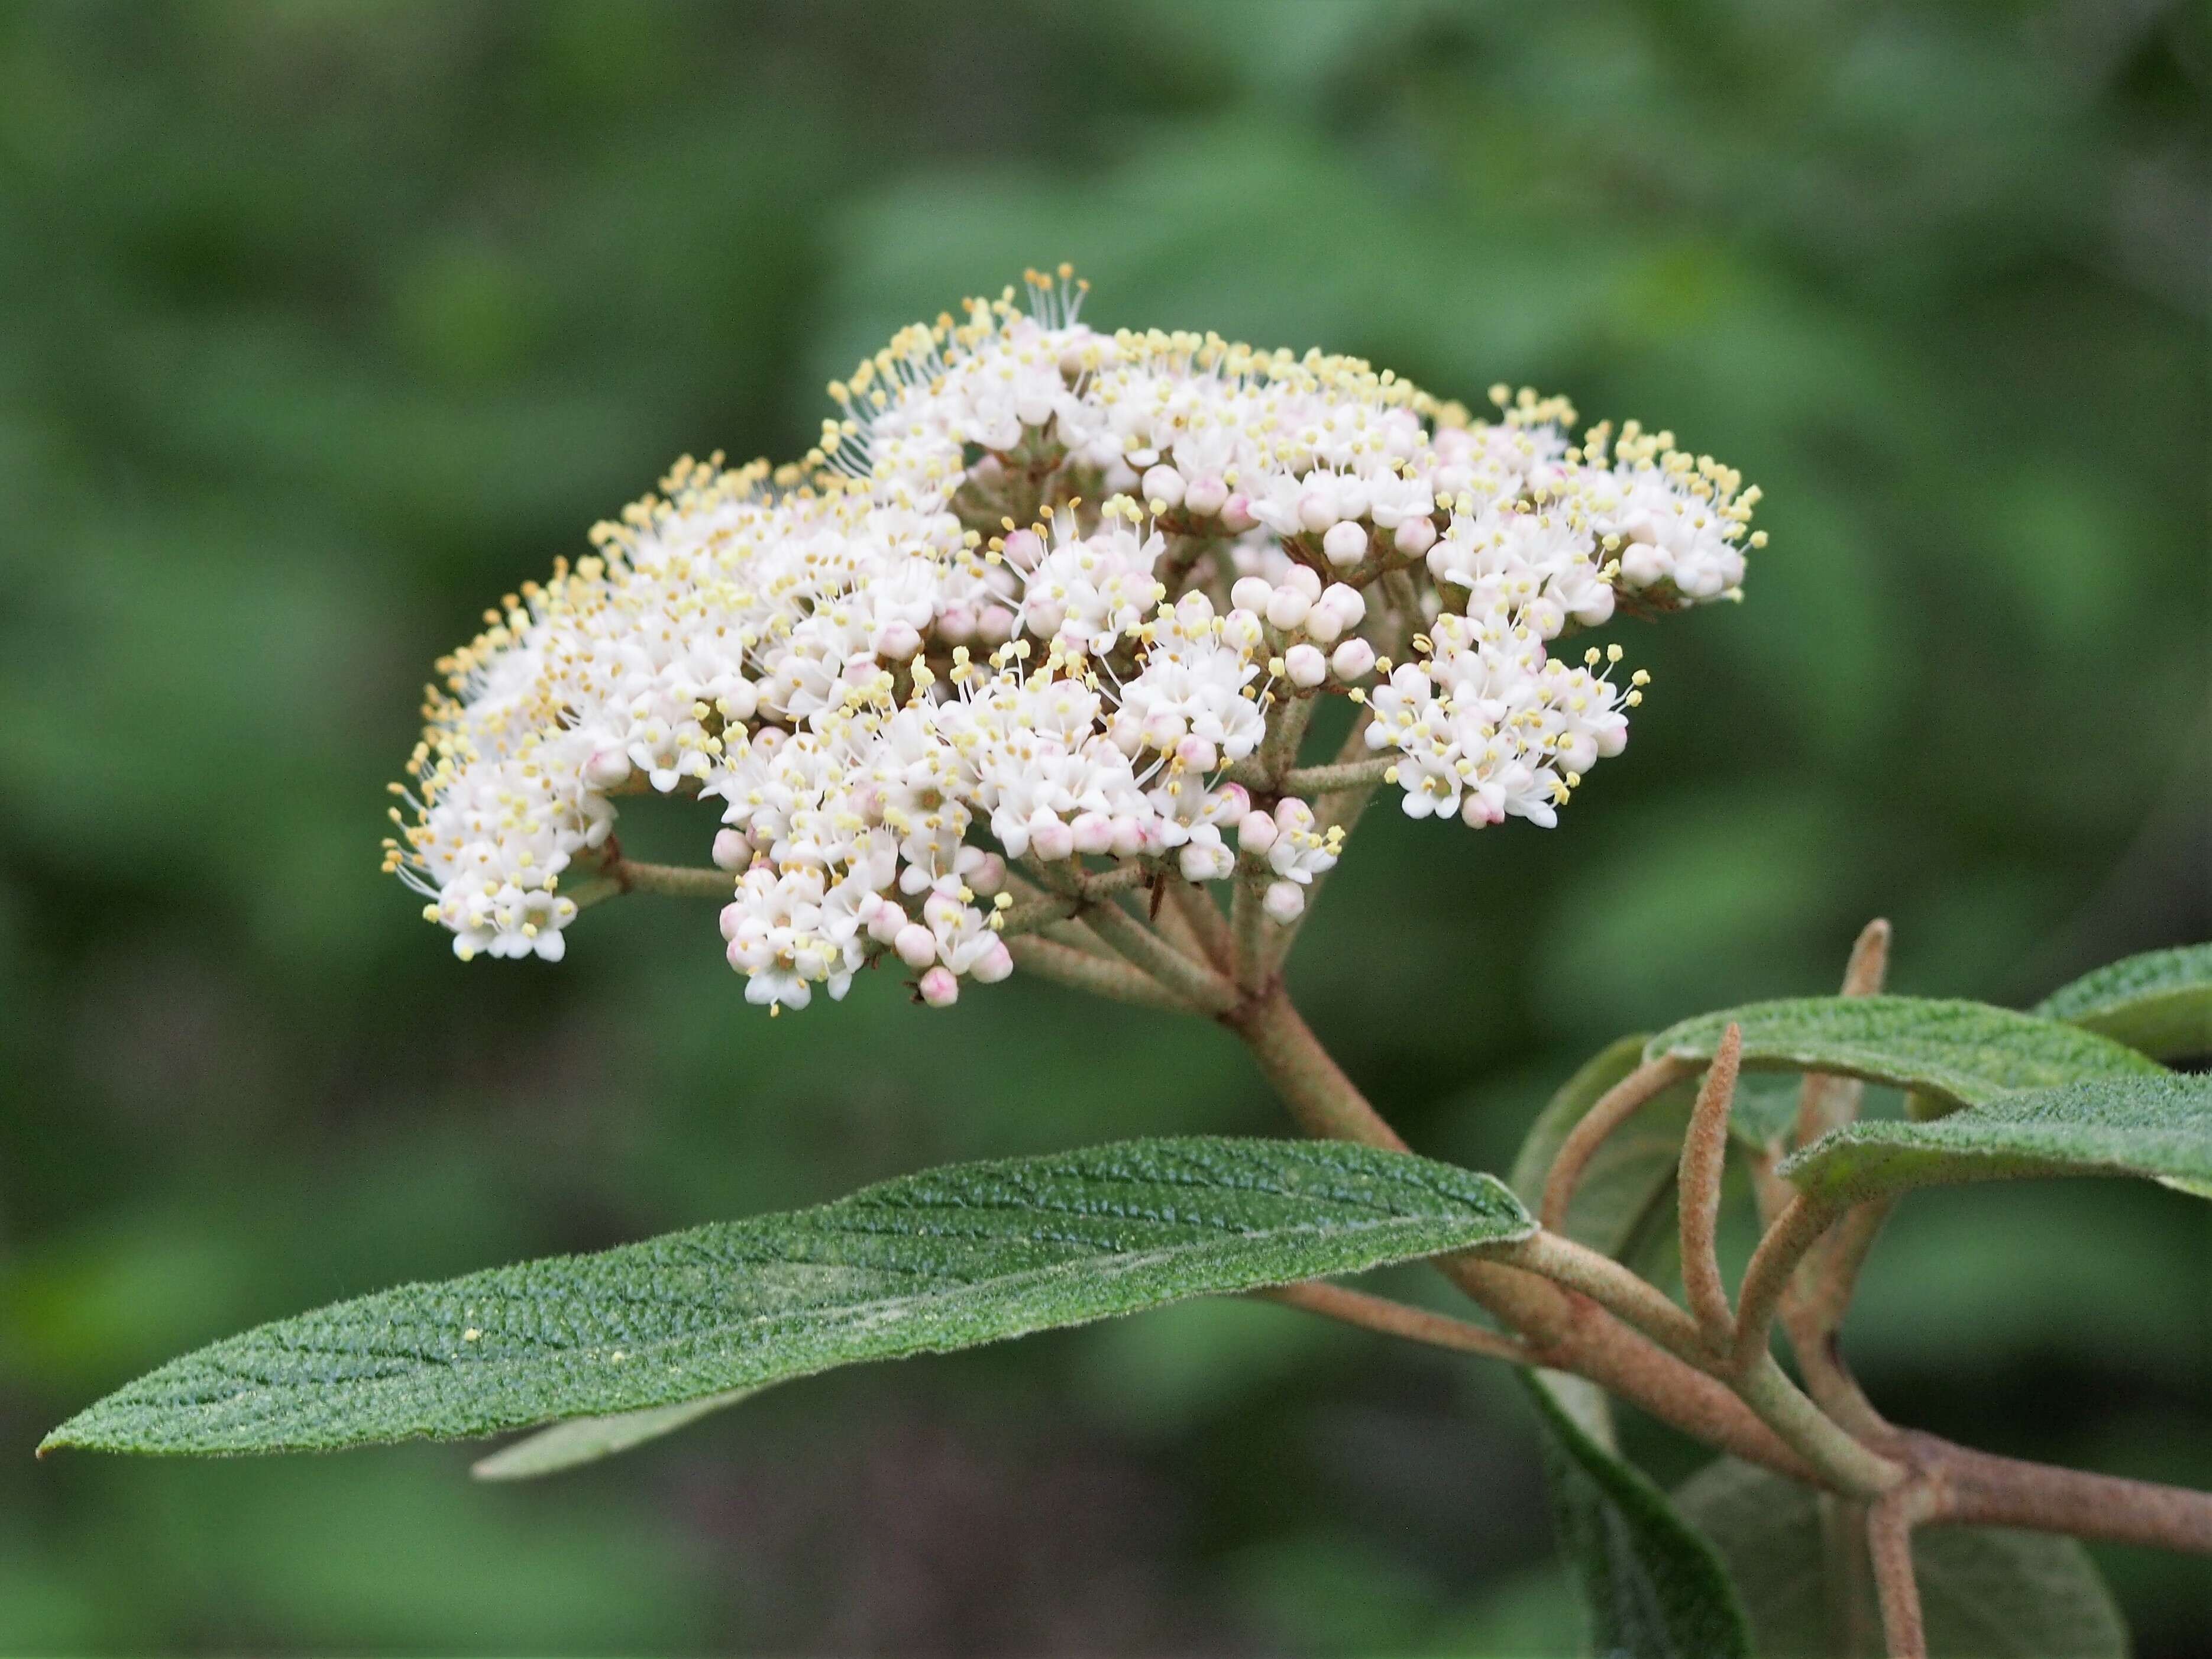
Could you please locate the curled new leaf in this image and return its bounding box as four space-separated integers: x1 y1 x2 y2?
2035 943 2212 1062
1777 1073 2212 1207
43 1137 1532 1459
1647 997 2161 1114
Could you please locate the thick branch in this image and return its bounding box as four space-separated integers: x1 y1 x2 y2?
1164 874 1234 971
1282 755 1394 796
1908 1432 2212 1557
1083 894 1239 1014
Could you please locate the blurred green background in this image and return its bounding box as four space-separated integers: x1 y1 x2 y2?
2 1 2205 1653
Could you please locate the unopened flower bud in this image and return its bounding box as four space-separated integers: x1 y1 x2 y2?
1263 881 1306 923
894 923 938 969
1330 638 1377 680
1393 516 1437 556
1220 493 1257 532
972 938 1014 984
1284 643 1327 687
1071 811 1117 855
583 749 632 790
711 829 751 871
1231 576 1275 613
1322 520 1369 568
1183 474 1228 516
1238 811 1279 855
1030 817 1076 861
917 966 959 1007
1265 587 1311 630
1140 465 1185 509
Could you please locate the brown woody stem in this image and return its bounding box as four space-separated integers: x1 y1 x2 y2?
1868 1485 1932 1658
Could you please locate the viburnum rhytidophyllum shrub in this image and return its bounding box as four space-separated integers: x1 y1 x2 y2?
47 273 2210 1659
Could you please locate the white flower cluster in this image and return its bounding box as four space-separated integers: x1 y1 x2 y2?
386 270 1759 1010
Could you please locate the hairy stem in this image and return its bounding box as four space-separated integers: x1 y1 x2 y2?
1905 1431 2212 1556
1538 1055 1699 1229
1679 1023 1742 1354
1224 985 1823 1484
1257 1279 1534 1364
1282 755 1395 795
609 859 734 900
1735 1193 1841 1369
1004 935 1199 1014
1794 918 1891 1150
1868 1486 1932 1659
1164 874 1234 971
1084 894 1239 1014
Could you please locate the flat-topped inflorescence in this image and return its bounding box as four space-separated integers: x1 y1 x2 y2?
384 269 1761 1010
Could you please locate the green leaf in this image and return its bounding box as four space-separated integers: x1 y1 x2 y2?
1778 1072 2212 1207
1647 997 2162 1114
1525 1371 1751 1659
470 1388 760 1481
2034 942 2212 1060
43 1137 1532 1457
1674 1459 2127 1658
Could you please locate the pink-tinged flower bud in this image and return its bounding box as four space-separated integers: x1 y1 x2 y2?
937 604 977 643
1282 565 1323 601
1141 710 1186 751
976 605 1015 645
1140 465 1185 509
1183 474 1228 516
1285 643 1328 688
1001 528 1044 569
1110 816 1149 858
711 829 751 871
972 937 1014 984
894 923 938 969
1318 583 1366 627
874 620 922 661
867 902 908 945
1330 638 1377 680
1231 576 1275 613
1265 587 1311 630
1322 520 1369 568
1297 491 1337 533
917 966 959 1007
1263 881 1307 923
968 851 1007 895
1238 811 1279 855
1030 817 1076 861
1220 493 1257 532
1302 606 1344 645
1175 733 1218 772
582 749 632 789
1071 811 1117 855
719 902 746 943
1393 515 1437 556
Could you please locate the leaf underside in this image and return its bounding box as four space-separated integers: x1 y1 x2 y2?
470 1388 761 1481
1648 996 2162 1112
1778 1072 2212 1207
1526 1372 1751 1659
1675 1459 2127 1658
2034 942 2212 1061
44 1137 1532 1458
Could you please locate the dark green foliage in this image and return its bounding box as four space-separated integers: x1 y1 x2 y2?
2035 944 2212 1060
1526 1373 1749 1659
1676 1460 2128 1658
1780 1073 2212 1206
44 1139 1530 1456
1648 998 2162 1112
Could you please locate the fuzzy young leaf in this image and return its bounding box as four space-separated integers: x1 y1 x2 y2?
471 1388 760 1481
1778 1072 2212 1207
2034 942 2212 1061
1675 1459 2127 1658
1648 997 2161 1114
1525 1372 1750 1659
43 1137 1532 1458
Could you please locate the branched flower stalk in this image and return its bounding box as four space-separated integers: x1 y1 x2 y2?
366 272 2211 1657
